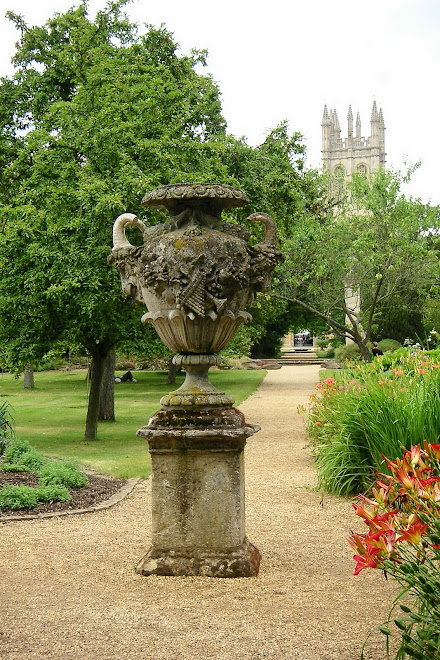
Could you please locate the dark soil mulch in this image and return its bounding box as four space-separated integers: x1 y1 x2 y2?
0 470 127 518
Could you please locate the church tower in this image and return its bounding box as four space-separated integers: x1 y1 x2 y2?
322 102 386 178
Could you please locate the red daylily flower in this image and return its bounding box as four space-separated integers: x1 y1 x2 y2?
353 547 382 575
425 442 440 461
365 528 397 555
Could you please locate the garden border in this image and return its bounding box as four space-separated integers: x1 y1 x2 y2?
0 477 141 523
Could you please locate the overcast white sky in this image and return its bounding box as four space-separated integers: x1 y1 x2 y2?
0 0 439 204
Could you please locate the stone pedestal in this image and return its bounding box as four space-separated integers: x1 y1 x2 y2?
136 407 261 577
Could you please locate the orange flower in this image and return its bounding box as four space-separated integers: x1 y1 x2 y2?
425 442 440 461
397 522 428 544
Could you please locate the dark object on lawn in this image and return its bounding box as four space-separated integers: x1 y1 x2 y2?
372 342 383 358
115 371 137 383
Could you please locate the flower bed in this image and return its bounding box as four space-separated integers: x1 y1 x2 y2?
307 351 440 495
348 443 440 659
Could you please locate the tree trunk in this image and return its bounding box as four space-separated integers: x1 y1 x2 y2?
85 345 107 440
99 347 116 422
166 357 181 385
23 364 35 389
351 329 372 362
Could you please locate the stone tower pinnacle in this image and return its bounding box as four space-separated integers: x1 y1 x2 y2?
321 102 386 178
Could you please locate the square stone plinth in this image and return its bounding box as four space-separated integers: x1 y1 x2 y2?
136 412 261 577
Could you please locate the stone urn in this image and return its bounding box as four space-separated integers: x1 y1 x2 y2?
109 184 283 577
109 183 282 407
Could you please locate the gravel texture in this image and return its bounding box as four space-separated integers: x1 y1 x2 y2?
0 366 397 659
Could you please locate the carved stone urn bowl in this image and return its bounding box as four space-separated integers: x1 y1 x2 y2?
110 184 281 406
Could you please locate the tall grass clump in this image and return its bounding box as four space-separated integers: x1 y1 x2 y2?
308 350 440 495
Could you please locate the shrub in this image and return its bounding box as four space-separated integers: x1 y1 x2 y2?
36 484 72 503
316 347 335 359
16 450 47 472
348 443 440 659
4 439 47 471
334 343 361 361
0 462 32 472
38 461 88 489
0 483 73 510
4 438 34 463
0 485 40 510
377 338 402 353
308 352 440 495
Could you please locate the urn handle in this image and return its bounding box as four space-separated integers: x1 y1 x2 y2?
246 212 276 244
113 213 148 249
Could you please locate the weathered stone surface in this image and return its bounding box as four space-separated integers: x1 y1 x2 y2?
109 184 283 356
136 407 261 577
110 184 279 578
136 538 261 578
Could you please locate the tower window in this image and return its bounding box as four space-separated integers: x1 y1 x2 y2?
334 165 345 178
357 164 368 177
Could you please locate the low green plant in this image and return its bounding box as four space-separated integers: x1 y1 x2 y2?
0 483 73 510
0 484 39 510
0 462 32 472
39 461 88 489
0 438 87 511
36 484 72 503
17 450 47 472
4 438 34 463
348 443 440 659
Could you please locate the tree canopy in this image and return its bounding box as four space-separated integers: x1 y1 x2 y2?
279 166 440 360
0 1 322 436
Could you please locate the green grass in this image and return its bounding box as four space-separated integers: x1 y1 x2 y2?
0 369 266 479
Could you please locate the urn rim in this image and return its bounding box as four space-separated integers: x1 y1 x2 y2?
141 183 249 212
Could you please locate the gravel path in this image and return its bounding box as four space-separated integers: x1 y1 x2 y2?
1 366 396 659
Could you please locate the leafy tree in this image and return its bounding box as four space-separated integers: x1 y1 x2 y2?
222 122 330 357
278 167 440 361
0 2 329 438
0 1 232 438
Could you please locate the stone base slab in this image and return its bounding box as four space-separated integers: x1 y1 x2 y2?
136 537 261 578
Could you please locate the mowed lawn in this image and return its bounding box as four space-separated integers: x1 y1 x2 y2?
0 369 266 479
